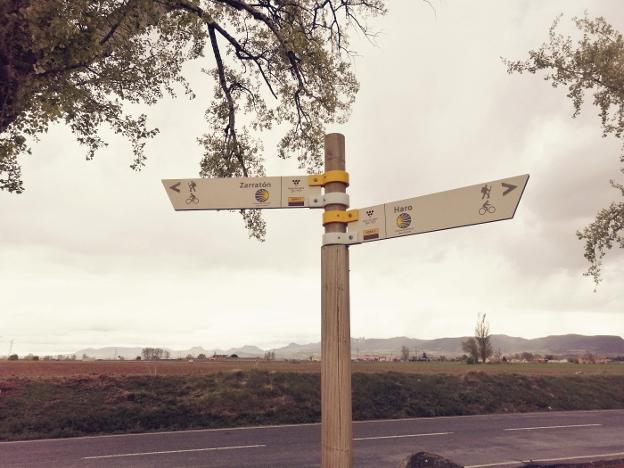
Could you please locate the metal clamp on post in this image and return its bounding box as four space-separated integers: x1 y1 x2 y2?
309 192 350 208
322 232 360 246
322 209 359 225
308 170 350 187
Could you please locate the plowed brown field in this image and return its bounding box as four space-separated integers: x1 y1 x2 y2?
1 360 623 378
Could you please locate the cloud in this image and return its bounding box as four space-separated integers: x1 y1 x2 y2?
2 1 623 355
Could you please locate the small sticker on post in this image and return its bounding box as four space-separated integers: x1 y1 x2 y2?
362 228 380 241
288 197 305 207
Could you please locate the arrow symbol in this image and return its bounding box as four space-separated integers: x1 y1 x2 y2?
501 182 517 196
169 182 181 193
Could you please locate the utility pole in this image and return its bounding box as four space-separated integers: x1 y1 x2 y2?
321 133 352 467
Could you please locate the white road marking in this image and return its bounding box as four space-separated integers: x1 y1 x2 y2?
465 462 525 467
465 450 624 468
354 432 453 441
504 423 602 431
82 444 266 460
2 409 622 444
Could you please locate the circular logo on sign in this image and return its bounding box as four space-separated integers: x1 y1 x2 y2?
255 189 270 203
396 212 411 229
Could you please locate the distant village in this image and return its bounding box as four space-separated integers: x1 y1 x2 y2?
4 347 622 365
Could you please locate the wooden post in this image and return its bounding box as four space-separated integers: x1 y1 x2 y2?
321 133 352 467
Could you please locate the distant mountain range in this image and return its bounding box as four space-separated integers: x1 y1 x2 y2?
74 334 624 360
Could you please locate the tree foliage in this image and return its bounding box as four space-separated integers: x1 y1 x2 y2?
474 313 493 364
400 345 409 361
462 313 492 364
0 0 385 238
141 347 165 360
504 15 624 285
461 337 479 364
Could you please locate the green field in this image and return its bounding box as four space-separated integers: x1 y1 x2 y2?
1 369 624 441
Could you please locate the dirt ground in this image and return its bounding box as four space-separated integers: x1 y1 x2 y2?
1 359 623 378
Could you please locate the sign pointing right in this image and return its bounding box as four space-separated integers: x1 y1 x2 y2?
348 174 529 243
501 182 517 196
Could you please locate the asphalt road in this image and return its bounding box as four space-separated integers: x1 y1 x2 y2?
1 410 623 467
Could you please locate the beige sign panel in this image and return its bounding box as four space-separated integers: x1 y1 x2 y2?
353 204 386 242
349 174 529 242
162 176 322 210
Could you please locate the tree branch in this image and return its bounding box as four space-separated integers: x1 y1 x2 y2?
208 23 248 177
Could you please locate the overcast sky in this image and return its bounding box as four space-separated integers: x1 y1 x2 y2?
2 1 623 356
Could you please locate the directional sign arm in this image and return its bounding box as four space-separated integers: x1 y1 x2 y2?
162 176 323 210
343 174 529 244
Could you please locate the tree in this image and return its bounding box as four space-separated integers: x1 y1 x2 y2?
400 345 410 362
0 0 385 238
474 313 493 363
462 314 493 364
505 15 624 285
141 347 164 360
461 337 479 364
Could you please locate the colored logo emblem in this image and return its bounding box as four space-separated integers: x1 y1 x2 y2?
396 212 411 229
255 189 270 203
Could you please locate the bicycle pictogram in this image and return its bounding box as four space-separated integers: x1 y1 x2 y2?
186 193 199 205
479 200 495 215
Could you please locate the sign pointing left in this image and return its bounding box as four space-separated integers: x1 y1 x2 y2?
162 176 322 210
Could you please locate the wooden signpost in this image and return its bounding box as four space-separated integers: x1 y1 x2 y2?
163 134 529 467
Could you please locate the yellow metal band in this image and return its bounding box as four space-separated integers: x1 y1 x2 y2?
322 209 359 225
308 170 350 187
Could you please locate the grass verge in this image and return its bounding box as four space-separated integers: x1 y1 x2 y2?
1 370 623 441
